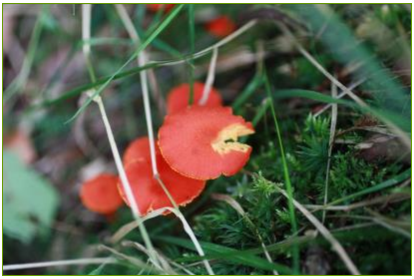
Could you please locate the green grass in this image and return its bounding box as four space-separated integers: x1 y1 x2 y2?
3 4 411 275
263 69 300 273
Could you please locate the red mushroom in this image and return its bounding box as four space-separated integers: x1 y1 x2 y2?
80 174 124 215
123 136 152 166
146 4 175 13
158 106 255 180
167 82 223 114
119 137 205 215
205 16 236 38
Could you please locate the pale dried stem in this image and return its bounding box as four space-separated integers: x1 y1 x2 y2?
3 258 116 271
199 47 218 105
82 4 160 267
322 80 338 223
306 192 410 212
115 5 214 275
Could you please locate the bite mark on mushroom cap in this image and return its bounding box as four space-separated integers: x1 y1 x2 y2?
158 106 255 180
211 123 255 155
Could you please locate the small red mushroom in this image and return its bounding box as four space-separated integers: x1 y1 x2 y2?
123 136 152 166
158 106 255 180
146 4 175 13
119 137 205 215
167 82 223 114
80 174 124 215
205 16 236 38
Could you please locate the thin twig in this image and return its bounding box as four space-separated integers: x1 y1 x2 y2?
3 258 116 271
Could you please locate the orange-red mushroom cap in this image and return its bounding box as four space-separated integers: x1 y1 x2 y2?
80 174 124 214
158 106 255 180
123 136 152 166
146 4 175 13
205 16 236 38
167 82 223 114
119 153 205 216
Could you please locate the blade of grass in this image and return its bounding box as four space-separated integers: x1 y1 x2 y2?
277 21 410 150
322 80 338 223
288 4 408 113
116 5 213 274
81 4 160 268
263 70 300 274
252 98 271 127
159 236 294 274
329 168 411 206
273 89 411 132
4 5 47 101
145 4 169 36
188 4 195 105
67 4 184 123
38 44 78 99
136 25 183 59
232 73 264 111
115 4 166 118
81 37 134 46
34 20 257 109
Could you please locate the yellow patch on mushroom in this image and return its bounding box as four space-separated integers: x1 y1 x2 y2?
211 123 255 155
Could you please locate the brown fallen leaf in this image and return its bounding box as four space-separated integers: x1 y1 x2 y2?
355 134 410 164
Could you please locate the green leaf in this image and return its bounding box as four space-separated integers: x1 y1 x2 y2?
3 150 59 243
